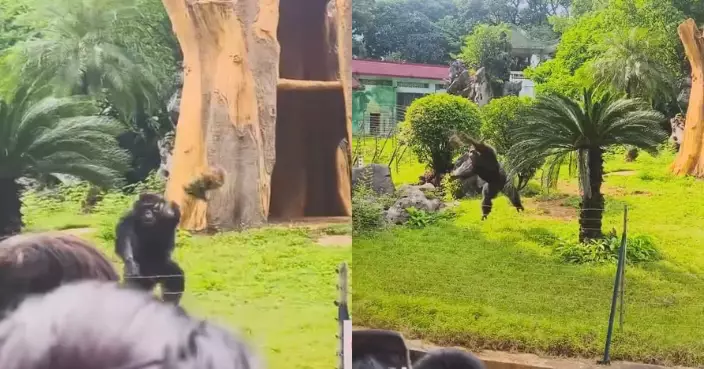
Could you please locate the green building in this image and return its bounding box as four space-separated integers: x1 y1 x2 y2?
352 59 448 136
352 27 558 136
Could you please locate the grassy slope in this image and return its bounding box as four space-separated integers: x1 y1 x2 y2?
22 199 351 369
353 138 704 366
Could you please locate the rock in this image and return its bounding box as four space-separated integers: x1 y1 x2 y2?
670 113 685 151
167 68 184 126
458 175 485 197
385 184 444 224
352 164 395 195
157 130 176 179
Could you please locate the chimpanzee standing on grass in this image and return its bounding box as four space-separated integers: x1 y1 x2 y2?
115 193 185 305
450 132 524 220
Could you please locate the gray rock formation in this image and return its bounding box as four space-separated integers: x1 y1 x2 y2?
352 164 395 195
446 59 521 107
458 175 485 198
158 68 183 179
670 113 685 151
157 130 176 178
385 184 444 224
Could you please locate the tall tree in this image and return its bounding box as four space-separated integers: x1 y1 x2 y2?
0 82 130 239
510 88 665 242
10 0 180 183
671 19 704 177
591 27 676 161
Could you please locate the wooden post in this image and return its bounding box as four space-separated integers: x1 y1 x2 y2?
671 19 704 177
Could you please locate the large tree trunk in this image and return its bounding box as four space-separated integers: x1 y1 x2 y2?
162 0 279 231
671 19 704 176
0 178 23 240
163 0 352 232
579 148 604 243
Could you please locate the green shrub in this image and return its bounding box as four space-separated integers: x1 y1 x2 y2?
556 234 660 264
403 94 482 175
352 186 387 235
439 174 463 201
405 206 456 229
481 96 543 190
481 96 534 154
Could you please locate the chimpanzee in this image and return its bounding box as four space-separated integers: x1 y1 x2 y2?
450 133 524 220
414 348 487 369
115 193 185 304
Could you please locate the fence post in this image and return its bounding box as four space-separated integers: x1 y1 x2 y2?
336 263 350 369
618 206 628 331
598 205 628 365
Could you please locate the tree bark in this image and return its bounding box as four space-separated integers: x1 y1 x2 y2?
671 19 704 176
162 0 279 231
335 0 353 215
0 178 23 240
579 148 604 243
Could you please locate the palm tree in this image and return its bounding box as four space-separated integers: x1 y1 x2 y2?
12 0 162 118
508 88 666 242
0 82 130 239
591 27 676 162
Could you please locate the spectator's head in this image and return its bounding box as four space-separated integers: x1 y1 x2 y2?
414 348 486 369
0 232 119 315
0 281 261 369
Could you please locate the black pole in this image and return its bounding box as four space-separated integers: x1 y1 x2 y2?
598 206 628 365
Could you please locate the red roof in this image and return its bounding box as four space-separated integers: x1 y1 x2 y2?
352 59 448 81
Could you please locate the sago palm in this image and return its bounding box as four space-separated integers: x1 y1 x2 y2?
508 88 666 242
10 0 161 121
0 82 130 239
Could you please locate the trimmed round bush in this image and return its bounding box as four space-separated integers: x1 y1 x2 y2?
402 94 481 175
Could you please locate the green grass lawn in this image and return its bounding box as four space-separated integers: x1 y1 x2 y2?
21 195 351 369
353 137 704 366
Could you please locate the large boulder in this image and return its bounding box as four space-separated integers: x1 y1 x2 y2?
385 184 444 224
458 175 485 197
352 164 395 195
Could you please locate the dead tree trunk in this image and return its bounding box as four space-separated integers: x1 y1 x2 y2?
162 0 279 231
671 19 704 177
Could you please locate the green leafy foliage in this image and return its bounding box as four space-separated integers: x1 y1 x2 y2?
481 95 543 190
0 82 131 186
439 174 463 201
481 96 534 154
459 24 512 84
591 27 676 103
509 88 667 191
556 233 660 264
402 94 482 175
352 185 388 235
405 206 456 229
526 0 686 103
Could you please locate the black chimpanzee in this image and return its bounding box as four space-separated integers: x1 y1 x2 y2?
115 193 185 304
450 133 524 220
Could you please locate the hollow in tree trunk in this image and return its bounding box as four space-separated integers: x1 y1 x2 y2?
579 148 604 242
0 178 23 240
671 19 704 177
161 0 279 231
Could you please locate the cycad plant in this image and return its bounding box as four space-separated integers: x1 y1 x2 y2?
509 88 666 242
0 82 130 239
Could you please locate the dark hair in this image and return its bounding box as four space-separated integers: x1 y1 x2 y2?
0 232 119 314
0 281 261 369
414 348 486 369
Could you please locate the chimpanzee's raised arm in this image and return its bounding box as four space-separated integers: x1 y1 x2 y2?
115 217 140 276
